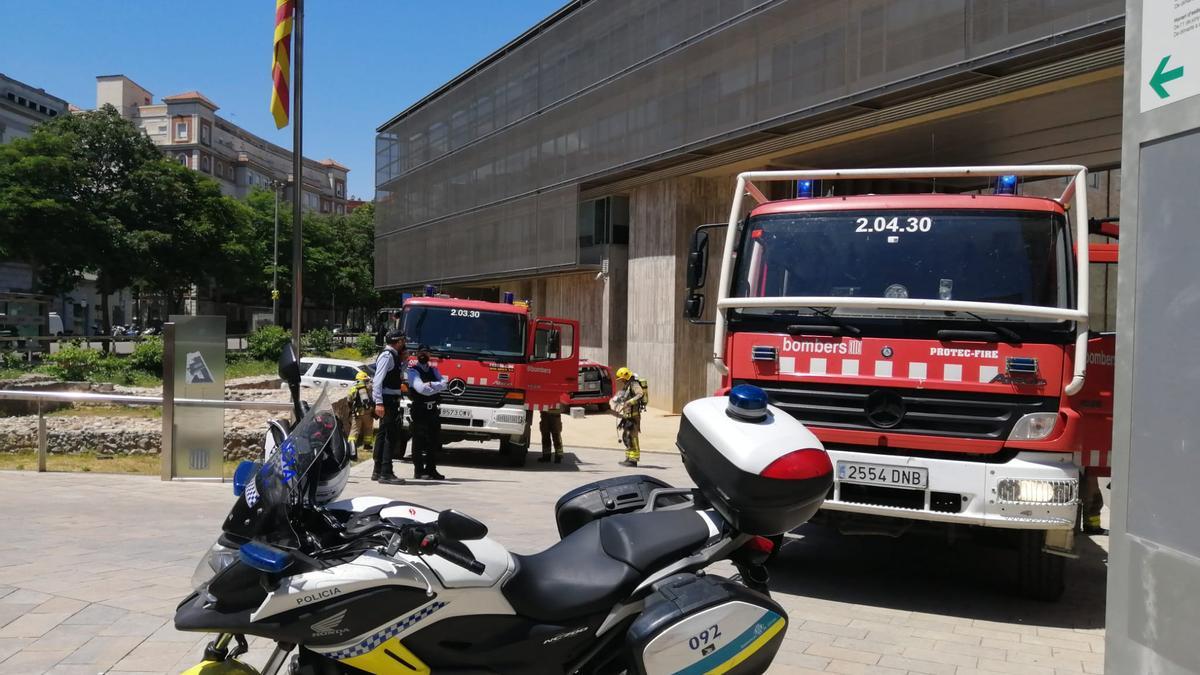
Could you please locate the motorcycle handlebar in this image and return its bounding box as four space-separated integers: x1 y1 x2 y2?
425 536 486 575
380 524 486 576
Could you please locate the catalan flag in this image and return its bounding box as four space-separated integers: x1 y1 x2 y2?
270 0 294 128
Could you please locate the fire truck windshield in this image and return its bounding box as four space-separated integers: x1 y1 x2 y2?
403 306 526 362
733 209 1070 321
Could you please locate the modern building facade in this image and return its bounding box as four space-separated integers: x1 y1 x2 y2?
376 0 1126 411
97 75 350 214
0 72 68 145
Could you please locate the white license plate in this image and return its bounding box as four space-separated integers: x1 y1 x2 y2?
580 381 601 392
441 408 471 420
837 461 928 490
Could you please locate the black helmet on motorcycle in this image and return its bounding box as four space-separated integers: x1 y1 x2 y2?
308 411 350 504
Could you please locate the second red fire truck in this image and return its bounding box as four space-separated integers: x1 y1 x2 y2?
684 166 1115 599
383 292 580 466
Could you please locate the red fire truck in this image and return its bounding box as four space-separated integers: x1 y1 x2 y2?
395 293 580 466
684 166 1115 599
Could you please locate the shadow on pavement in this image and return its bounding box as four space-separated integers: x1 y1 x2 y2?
768 523 1107 629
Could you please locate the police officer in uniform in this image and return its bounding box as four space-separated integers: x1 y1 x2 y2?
407 347 448 480
371 330 407 484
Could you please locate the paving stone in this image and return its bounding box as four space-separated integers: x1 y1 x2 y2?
0 636 34 661
98 613 168 638
59 635 143 669
61 603 128 626
805 642 880 665
0 647 71 673
32 596 88 616
25 624 101 652
0 611 74 638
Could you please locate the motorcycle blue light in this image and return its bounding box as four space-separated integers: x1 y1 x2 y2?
239 542 293 574
995 175 1018 195
796 180 814 199
727 384 770 421
232 460 258 497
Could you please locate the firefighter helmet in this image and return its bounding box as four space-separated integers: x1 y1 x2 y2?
355 371 369 382
615 367 632 381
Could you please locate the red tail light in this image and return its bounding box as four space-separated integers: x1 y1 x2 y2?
760 449 832 480
743 536 775 555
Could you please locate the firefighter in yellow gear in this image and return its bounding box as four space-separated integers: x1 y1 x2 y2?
347 371 375 452
611 367 645 467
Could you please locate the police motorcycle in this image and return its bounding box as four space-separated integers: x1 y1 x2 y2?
177 344 834 674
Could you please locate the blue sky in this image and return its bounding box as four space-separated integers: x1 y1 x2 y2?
0 0 564 199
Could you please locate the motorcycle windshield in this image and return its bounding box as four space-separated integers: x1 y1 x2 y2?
222 388 337 549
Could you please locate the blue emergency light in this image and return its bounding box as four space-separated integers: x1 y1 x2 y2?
796 180 814 199
995 175 1018 195
424 284 436 297
401 292 413 302
503 291 515 304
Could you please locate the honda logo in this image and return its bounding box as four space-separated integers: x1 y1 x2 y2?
447 378 467 397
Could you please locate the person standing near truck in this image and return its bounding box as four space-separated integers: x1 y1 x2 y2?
371 330 407 484
611 367 646 468
537 408 564 463
346 371 375 452
408 347 448 480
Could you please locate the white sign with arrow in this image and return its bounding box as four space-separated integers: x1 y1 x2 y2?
1141 0 1200 112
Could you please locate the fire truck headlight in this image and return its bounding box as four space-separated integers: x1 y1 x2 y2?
1008 413 1059 441
996 478 1077 505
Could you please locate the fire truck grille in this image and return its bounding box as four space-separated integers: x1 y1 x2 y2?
443 385 508 408
734 380 1058 440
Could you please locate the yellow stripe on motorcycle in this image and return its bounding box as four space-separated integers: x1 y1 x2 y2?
181 659 260 675
339 637 430 674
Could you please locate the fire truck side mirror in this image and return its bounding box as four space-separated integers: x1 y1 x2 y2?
683 293 705 320
686 230 709 290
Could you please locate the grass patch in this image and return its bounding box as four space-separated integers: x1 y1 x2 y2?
0 368 30 380
46 404 161 419
0 450 243 476
226 358 277 380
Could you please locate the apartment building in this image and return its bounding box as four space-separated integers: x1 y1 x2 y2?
0 72 69 144
96 75 349 213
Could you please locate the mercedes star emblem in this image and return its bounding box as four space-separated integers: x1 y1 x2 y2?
865 389 905 429
447 378 467 397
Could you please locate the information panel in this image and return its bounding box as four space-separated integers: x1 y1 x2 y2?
171 315 225 479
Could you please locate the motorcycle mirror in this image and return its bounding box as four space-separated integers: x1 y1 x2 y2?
278 343 302 385
438 509 488 541
278 343 303 422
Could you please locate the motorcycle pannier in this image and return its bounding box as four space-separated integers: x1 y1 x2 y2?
677 391 832 535
554 474 688 538
626 573 787 675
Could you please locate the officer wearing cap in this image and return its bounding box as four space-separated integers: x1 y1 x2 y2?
371 330 408 484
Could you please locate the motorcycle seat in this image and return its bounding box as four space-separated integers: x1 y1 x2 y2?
503 510 710 623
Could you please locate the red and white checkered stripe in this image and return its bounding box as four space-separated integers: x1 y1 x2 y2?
777 356 1001 383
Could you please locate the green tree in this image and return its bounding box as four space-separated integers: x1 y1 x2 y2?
0 125 101 297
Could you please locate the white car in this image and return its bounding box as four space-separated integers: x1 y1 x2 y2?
286 357 367 390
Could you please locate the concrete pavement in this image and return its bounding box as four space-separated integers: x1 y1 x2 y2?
0 444 1108 674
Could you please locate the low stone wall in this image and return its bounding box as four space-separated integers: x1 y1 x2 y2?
0 424 265 461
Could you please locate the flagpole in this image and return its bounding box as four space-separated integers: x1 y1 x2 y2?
290 0 304 354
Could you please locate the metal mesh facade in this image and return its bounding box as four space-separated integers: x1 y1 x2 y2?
376 0 1122 289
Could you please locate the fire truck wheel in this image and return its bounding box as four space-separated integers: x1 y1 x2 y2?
499 436 529 466
1017 530 1066 601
